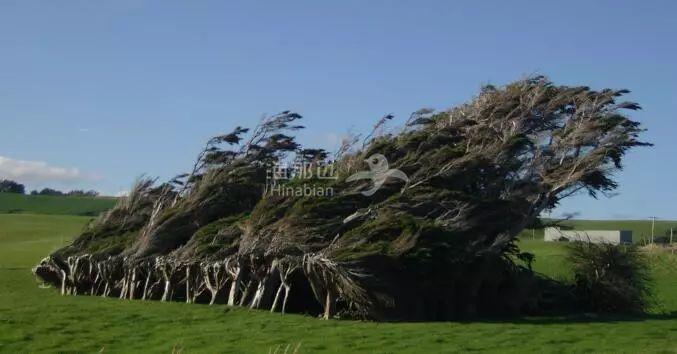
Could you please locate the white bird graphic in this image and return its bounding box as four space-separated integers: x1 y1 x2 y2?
346 154 409 196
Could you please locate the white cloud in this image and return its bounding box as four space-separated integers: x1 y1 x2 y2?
0 156 98 186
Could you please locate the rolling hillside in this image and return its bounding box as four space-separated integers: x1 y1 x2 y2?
522 219 677 243
0 193 116 216
1 192 673 243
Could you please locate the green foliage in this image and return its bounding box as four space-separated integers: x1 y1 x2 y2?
63 230 140 257
333 212 421 261
567 242 653 313
176 214 247 260
0 179 25 194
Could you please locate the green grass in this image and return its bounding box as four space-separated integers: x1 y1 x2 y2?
517 239 573 281
518 239 677 312
0 214 675 353
0 192 116 216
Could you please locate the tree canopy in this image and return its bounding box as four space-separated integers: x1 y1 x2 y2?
0 179 25 194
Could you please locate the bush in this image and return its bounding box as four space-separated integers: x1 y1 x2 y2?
36 188 64 196
0 179 25 194
567 242 652 313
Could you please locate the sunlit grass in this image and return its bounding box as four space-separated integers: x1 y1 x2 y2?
0 193 116 216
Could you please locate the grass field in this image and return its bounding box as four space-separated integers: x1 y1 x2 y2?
522 219 677 244
0 213 675 352
0 193 116 216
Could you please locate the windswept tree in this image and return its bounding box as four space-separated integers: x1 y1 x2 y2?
34 77 650 320
132 111 305 258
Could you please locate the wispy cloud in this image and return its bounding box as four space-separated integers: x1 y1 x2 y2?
0 155 98 187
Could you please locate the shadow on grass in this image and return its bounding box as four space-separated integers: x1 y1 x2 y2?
451 311 677 325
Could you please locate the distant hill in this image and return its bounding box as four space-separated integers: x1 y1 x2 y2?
0 193 117 216
2 191 672 242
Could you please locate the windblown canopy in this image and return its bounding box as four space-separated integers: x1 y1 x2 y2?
34 77 649 320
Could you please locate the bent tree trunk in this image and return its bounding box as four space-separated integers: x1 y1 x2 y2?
324 290 335 320
226 259 242 306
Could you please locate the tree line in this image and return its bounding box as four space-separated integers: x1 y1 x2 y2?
0 179 99 197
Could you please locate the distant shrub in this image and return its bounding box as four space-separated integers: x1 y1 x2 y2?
66 189 99 197
36 188 64 196
653 236 670 244
0 179 25 194
77 211 99 217
31 188 99 197
567 242 652 313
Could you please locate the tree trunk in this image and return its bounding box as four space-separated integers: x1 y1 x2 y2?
186 265 192 304
161 279 171 302
60 269 67 295
228 266 243 306
129 267 137 299
323 290 335 320
142 272 151 300
249 280 265 309
239 280 253 306
281 285 291 314
91 273 100 295
203 263 225 306
271 283 284 312
119 275 128 299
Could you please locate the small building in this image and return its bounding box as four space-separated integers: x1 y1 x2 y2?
544 227 633 245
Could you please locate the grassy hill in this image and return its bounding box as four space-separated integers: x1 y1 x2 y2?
0 213 675 352
521 219 677 243
0 193 116 216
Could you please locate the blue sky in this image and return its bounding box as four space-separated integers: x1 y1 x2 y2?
0 0 675 219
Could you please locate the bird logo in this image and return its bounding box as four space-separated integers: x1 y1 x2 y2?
346 154 409 196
